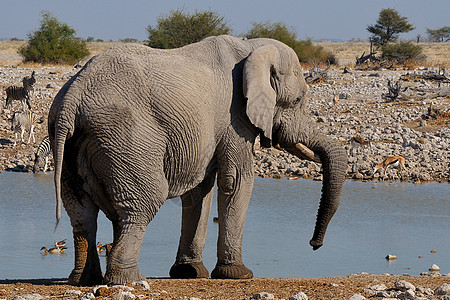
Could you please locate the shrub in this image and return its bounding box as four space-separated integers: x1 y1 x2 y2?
147 9 231 49
244 21 336 64
381 41 425 64
19 11 89 64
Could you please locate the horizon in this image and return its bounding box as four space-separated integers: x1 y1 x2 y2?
0 0 449 43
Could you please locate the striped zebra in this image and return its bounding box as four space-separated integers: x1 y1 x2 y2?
33 136 51 173
10 111 44 147
4 71 36 111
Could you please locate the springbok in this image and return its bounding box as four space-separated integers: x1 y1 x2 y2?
372 155 408 178
349 136 371 156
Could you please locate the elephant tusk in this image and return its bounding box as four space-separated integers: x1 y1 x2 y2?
278 143 321 163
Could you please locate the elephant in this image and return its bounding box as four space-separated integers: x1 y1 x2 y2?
48 35 347 285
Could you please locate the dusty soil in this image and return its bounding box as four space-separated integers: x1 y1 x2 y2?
0 274 449 299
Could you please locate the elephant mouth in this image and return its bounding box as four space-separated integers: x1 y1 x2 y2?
276 143 321 163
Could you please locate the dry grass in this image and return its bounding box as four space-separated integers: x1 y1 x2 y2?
317 41 450 67
1 40 449 68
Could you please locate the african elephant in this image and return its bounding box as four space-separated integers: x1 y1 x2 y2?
48 35 347 285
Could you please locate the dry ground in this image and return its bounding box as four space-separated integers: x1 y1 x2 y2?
0 274 449 299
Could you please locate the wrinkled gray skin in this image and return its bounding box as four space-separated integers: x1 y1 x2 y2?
48 35 347 285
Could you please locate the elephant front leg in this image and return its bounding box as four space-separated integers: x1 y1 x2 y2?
170 175 215 278
211 171 254 279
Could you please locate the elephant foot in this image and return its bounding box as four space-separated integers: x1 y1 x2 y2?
211 263 253 279
104 265 145 285
68 268 103 286
169 261 209 279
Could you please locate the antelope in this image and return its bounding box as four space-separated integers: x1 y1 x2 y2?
372 155 408 178
349 136 371 156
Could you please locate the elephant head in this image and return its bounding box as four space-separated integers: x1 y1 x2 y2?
243 42 347 250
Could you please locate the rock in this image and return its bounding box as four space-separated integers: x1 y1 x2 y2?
92 285 109 294
111 285 134 291
252 292 274 299
132 280 150 290
79 292 95 300
112 291 136 300
435 283 450 295
369 283 387 291
429 264 440 271
64 290 82 296
289 292 308 300
395 280 415 292
13 295 43 300
348 294 365 300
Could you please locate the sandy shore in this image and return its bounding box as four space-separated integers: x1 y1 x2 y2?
0 274 449 299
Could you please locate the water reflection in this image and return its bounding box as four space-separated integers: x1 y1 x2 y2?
0 171 448 279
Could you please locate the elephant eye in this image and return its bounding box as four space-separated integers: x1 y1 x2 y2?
293 69 300 77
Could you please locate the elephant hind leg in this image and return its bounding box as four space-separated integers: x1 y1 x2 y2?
63 187 103 286
170 173 216 279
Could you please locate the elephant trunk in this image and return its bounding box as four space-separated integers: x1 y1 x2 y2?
281 130 347 250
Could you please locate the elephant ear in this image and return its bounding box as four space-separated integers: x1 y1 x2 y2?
243 44 280 146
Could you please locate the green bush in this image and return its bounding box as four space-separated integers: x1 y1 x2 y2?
20 11 89 64
244 21 336 64
381 41 425 64
147 9 231 49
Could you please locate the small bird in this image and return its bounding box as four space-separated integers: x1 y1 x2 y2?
97 242 104 254
40 246 67 254
54 239 67 248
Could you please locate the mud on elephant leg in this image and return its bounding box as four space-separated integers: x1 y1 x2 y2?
69 230 103 286
170 175 215 279
210 171 254 279
104 223 147 285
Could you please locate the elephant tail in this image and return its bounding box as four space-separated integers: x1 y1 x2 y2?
52 106 76 230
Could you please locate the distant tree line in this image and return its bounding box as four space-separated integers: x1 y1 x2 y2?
17 9 448 65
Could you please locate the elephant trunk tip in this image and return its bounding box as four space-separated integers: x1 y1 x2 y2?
309 239 323 251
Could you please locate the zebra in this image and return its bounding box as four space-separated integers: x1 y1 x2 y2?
4 70 36 111
10 111 44 147
33 136 51 173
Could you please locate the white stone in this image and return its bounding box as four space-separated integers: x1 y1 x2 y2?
79 292 95 300
13 295 43 300
112 285 134 291
132 280 151 290
435 283 450 295
369 283 387 291
429 264 440 271
395 280 415 291
289 292 308 300
348 294 365 300
252 292 274 299
92 285 109 294
64 289 82 296
113 291 136 300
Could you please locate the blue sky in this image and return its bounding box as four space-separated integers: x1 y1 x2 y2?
1 0 449 41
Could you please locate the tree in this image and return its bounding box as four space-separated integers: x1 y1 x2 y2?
426 26 450 42
20 11 89 64
367 8 415 46
147 10 231 49
244 21 336 64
